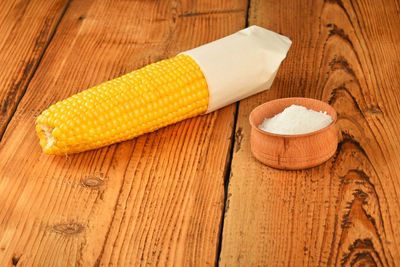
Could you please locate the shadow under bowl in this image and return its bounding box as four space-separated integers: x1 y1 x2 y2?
249 97 338 170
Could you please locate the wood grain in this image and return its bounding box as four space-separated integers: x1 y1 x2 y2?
0 0 69 137
0 0 247 266
220 0 400 265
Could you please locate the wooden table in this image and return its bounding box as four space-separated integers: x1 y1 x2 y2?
0 0 399 266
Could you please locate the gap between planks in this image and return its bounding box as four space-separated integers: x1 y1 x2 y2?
0 0 72 142
216 102 239 266
216 0 251 264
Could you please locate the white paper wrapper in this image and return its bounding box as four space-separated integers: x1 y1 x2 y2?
181 25 292 113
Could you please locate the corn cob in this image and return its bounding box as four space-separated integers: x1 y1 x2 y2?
36 54 209 155
36 26 292 155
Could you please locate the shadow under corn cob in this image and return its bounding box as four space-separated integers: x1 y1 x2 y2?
36 54 209 155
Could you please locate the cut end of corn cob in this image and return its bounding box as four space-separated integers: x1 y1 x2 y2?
37 124 55 153
36 54 209 155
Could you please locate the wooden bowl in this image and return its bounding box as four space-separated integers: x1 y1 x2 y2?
249 97 338 170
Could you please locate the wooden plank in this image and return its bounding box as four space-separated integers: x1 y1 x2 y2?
0 0 248 266
220 0 400 266
0 0 69 137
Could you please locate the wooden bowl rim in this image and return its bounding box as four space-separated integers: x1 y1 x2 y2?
249 97 338 138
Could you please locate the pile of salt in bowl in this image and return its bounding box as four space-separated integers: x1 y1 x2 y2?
258 104 333 135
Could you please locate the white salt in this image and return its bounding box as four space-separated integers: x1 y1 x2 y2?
258 104 333 135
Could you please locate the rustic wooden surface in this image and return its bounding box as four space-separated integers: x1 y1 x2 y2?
220 0 400 266
1 0 399 266
0 0 69 136
0 0 247 266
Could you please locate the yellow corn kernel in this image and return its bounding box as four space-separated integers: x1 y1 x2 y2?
36 54 209 155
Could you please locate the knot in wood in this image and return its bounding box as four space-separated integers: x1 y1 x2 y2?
82 176 103 188
53 223 83 235
12 256 20 266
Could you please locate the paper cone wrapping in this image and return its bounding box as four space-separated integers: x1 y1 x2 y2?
181 25 292 113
